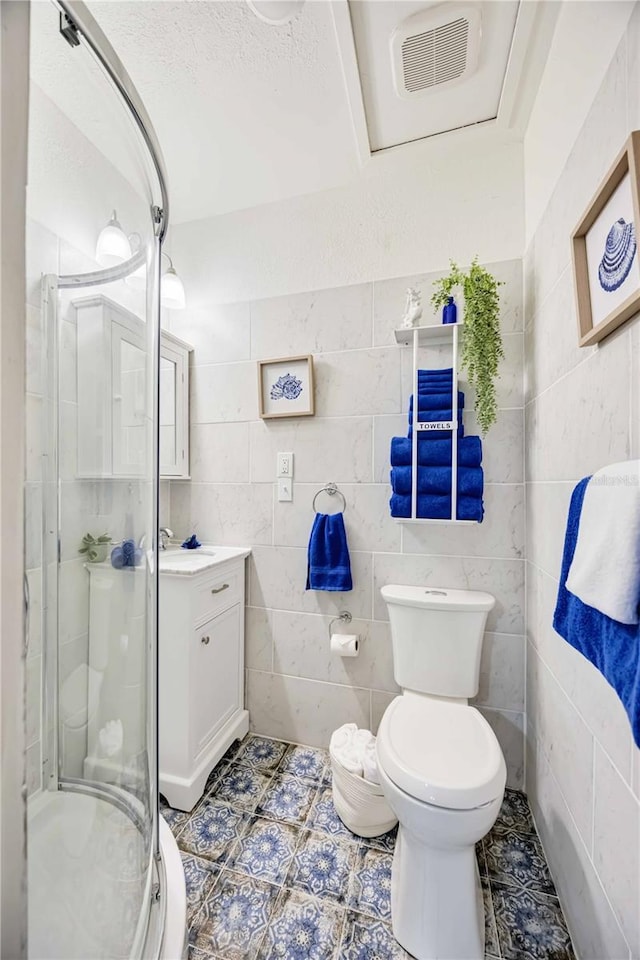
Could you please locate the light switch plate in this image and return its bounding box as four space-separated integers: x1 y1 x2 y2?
278 479 293 502
277 452 294 478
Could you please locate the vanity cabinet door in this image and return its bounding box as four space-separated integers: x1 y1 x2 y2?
192 603 241 759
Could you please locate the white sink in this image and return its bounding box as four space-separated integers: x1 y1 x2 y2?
158 544 250 575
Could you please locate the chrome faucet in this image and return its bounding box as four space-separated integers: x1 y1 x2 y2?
159 527 174 551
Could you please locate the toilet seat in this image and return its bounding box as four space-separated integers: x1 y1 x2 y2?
377 695 506 811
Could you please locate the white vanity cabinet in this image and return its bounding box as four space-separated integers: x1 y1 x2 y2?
158 549 250 811
74 294 191 479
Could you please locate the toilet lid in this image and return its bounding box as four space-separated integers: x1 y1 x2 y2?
377 696 506 810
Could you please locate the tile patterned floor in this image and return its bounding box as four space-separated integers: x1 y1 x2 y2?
161 735 576 960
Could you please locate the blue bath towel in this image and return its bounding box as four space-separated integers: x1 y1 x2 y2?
390 436 482 468
390 493 483 522
409 392 465 411
391 466 484 498
306 512 352 592
553 478 640 746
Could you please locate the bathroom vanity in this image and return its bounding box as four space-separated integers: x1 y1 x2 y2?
158 546 251 811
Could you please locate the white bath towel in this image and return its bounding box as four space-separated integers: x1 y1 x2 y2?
330 723 362 775
362 740 380 784
566 460 640 624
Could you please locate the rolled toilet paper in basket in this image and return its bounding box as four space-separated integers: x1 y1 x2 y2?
330 633 359 657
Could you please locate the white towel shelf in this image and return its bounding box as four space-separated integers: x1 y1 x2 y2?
393 320 481 525
394 321 464 347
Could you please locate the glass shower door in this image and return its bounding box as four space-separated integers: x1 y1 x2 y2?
25 2 166 956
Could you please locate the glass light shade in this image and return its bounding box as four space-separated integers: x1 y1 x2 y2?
161 266 186 310
246 0 305 25
96 211 132 267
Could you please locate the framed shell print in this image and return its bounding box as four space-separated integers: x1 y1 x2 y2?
572 131 640 347
258 355 315 419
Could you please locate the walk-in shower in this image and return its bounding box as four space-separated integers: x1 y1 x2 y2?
24 2 185 956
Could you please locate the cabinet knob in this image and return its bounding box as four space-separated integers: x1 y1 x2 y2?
201 635 210 645
211 583 229 594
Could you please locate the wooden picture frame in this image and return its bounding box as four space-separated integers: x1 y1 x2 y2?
258 354 315 419
572 131 640 347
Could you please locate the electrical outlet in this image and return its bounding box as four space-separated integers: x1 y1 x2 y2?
278 479 293 502
277 452 294 478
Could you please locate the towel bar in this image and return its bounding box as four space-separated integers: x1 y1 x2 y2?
312 482 347 514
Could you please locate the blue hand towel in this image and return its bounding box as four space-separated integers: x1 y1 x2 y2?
391 466 484 497
306 513 353 592
410 392 465 411
553 478 640 746
182 534 202 550
390 436 482 468
390 493 483 522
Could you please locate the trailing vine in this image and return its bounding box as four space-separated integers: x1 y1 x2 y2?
431 258 504 435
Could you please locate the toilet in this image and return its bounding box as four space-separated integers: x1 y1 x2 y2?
376 585 506 960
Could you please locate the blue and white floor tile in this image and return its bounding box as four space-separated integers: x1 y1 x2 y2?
228 817 299 885
287 831 356 904
214 764 272 812
256 889 343 960
189 871 279 960
257 774 317 825
179 796 249 864
305 785 359 843
491 882 575 960
347 847 393 922
161 733 575 960
181 853 220 921
279 744 328 782
235 736 289 774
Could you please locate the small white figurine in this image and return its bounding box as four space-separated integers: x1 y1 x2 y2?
400 287 423 329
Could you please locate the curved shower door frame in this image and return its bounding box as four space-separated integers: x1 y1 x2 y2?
30 2 177 957
56 0 169 243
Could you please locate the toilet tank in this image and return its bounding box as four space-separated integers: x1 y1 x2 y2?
381 585 495 699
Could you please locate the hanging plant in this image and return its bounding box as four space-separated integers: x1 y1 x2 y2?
431 258 504 435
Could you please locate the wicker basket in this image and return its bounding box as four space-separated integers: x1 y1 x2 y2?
330 748 397 838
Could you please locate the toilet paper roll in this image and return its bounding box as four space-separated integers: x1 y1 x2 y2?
330 633 359 658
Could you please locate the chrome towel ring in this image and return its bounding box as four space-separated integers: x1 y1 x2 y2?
312 482 347 514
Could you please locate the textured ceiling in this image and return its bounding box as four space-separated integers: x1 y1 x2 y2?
88 0 360 223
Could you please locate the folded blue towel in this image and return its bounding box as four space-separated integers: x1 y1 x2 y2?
408 408 462 425
182 534 202 550
306 512 352 592
391 466 484 497
390 436 482 468
390 493 483 522
553 478 640 746
418 367 453 378
111 538 143 569
410 392 465 411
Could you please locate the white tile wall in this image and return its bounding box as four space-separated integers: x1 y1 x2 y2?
168 258 526 785
525 15 640 956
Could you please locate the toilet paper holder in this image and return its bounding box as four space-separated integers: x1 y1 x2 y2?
328 610 352 638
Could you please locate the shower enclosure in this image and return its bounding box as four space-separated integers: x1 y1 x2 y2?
24 2 185 956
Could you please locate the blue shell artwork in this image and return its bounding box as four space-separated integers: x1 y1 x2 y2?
270 372 303 402
598 217 637 292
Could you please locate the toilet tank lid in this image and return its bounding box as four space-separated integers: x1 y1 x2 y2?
380 584 495 612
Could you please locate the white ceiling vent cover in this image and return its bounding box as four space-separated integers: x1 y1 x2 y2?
391 4 481 99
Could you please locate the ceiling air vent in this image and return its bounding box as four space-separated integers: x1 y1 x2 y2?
391 4 481 100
